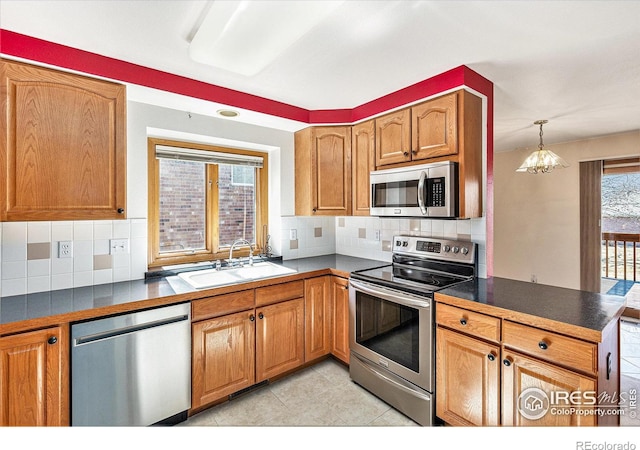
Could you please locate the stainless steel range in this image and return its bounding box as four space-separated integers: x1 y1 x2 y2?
348 235 476 426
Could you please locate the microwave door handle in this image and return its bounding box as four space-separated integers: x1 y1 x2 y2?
418 170 427 215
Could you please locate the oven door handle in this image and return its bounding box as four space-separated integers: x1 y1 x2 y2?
349 279 431 309
417 170 427 215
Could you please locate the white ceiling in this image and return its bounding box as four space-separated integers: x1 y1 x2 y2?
1 0 639 152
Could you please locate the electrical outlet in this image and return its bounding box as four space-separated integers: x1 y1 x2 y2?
374 230 381 241
58 241 73 258
109 239 129 254
290 229 297 240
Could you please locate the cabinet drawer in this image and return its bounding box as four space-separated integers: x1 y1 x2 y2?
255 280 304 306
503 321 597 376
192 290 255 322
436 303 500 343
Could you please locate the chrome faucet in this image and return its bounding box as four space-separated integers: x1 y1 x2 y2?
229 239 254 267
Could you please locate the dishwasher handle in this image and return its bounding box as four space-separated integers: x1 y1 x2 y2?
74 314 189 346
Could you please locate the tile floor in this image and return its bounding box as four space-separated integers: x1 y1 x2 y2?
181 357 418 427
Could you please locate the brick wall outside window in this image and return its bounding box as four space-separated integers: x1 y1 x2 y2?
159 159 206 252
159 161 255 253
218 164 255 246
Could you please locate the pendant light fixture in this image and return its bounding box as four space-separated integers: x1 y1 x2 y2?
516 120 569 174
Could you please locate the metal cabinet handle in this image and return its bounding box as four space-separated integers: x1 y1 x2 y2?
411 149 418 154
117 208 125 214
403 151 409 157
503 358 512 367
460 318 467 326
259 312 264 320
538 340 549 350
48 336 58 345
249 314 255 322
487 353 496 362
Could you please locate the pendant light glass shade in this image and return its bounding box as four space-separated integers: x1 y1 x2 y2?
516 120 569 174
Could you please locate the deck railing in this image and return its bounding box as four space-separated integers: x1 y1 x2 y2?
602 232 640 281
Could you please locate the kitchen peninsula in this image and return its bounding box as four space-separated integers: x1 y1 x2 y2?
435 277 625 426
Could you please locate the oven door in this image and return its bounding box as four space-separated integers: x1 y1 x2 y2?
348 278 433 392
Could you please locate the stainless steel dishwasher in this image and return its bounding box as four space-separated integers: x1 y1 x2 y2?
71 303 191 426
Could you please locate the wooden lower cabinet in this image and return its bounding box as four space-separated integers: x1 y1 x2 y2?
435 300 615 427
192 286 306 409
436 326 500 426
191 310 256 410
304 276 331 362
330 277 350 364
256 298 305 382
0 326 68 426
502 350 596 427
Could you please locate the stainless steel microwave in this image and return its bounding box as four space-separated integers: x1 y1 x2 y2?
370 161 458 217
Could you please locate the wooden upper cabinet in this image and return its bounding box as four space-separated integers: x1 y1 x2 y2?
295 126 351 216
375 108 411 166
0 60 126 221
411 92 458 159
0 326 69 426
351 120 375 216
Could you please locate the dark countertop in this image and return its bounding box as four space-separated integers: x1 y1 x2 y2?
437 276 626 341
0 254 387 335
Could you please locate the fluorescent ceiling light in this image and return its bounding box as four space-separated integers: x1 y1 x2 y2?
189 0 344 76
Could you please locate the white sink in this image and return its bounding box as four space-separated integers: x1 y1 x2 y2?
177 261 297 289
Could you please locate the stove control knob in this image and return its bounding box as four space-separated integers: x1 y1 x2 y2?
443 245 451 252
402 241 409 247
461 247 469 255
452 246 460 254
395 240 402 247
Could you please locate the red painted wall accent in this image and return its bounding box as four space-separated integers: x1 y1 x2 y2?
0 29 494 276
0 30 311 122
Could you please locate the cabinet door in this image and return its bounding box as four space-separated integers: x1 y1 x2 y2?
351 120 375 216
411 92 458 160
313 127 352 215
256 298 305 382
502 350 596 426
305 276 331 362
0 60 126 221
436 327 500 426
330 277 350 364
0 326 68 426
192 310 256 409
375 108 411 166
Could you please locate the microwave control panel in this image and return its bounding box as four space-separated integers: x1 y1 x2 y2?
427 177 446 207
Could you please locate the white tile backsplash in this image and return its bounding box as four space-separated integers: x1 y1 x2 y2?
0 219 148 296
27 222 51 243
0 213 488 298
333 216 487 273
